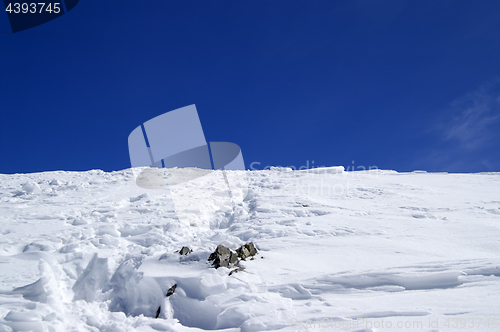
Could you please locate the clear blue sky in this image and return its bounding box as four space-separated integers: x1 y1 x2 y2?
1 0 500 174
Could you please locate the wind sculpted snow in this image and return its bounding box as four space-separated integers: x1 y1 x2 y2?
0 168 499 331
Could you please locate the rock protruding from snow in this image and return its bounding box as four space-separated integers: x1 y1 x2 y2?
229 267 245 276
179 246 192 255
236 242 258 260
208 244 238 269
166 284 177 297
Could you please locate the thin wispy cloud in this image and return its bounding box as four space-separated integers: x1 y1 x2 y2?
441 81 500 151
414 81 500 172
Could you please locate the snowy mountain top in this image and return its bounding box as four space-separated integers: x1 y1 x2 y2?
0 167 499 331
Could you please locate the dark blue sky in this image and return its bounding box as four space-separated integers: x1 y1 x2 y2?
1 0 500 174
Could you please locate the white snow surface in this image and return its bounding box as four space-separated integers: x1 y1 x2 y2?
0 167 499 331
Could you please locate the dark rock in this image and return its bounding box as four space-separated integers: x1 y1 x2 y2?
166 284 176 297
179 246 192 255
229 267 245 276
155 306 161 318
208 244 239 269
236 242 258 260
236 246 250 260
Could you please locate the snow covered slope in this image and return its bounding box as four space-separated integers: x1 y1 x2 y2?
0 167 499 331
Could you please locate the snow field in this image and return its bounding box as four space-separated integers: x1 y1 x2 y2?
0 167 499 331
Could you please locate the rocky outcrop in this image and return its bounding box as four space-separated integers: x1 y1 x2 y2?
229 267 245 276
166 284 177 297
178 246 192 255
236 242 258 260
208 244 239 269
208 243 258 269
